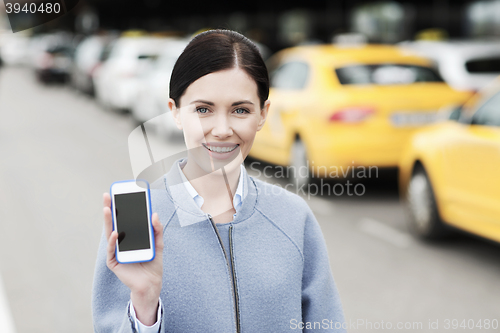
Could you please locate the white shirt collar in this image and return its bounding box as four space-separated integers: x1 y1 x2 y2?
177 161 246 214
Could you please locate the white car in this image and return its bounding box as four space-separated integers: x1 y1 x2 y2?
70 33 117 95
399 40 500 91
131 38 188 139
93 36 167 111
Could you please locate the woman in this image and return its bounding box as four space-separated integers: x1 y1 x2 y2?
92 29 346 333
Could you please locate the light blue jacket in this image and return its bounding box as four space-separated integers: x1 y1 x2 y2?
92 158 346 332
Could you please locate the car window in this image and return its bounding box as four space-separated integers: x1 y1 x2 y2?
448 105 463 121
470 91 500 127
100 42 114 62
335 64 443 85
270 61 309 90
465 57 500 73
109 40 162 60
109 41 142 59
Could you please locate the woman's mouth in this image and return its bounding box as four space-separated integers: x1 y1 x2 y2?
202 143 239 153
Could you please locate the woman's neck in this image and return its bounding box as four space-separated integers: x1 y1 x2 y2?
181 159 241 212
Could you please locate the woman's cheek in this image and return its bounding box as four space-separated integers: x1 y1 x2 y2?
184 117 208 144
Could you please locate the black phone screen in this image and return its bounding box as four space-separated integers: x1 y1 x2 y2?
114 191 151 251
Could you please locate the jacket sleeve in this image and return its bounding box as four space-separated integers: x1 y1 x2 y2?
91 228 164 333
301 208 347 332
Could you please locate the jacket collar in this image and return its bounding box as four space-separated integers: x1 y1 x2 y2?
163 158 257 227
177 160 247 213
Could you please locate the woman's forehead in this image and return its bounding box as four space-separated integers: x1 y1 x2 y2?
181 68 259 104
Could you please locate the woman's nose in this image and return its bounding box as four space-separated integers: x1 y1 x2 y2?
211 114 233 138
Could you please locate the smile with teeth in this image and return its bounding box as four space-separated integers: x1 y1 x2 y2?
202 143 239 153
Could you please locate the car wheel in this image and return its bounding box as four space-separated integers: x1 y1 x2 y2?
406 166 450 239
289 139 312 188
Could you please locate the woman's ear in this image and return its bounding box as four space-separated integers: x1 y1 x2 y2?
168 98 183 130
257 100 270 131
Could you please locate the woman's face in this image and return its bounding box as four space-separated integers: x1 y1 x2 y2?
170 68 270 175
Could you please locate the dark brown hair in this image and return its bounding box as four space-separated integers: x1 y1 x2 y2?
169 29 269 109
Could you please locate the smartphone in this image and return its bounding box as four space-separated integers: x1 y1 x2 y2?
110 179 155 264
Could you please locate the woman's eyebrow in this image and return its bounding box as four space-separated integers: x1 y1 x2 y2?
190 99 214 106
189 100 254 106
231 100 254 106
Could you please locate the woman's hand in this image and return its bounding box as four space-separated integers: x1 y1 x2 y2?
103 192 164 326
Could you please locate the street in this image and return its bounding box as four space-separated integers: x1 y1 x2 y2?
0 67 499 333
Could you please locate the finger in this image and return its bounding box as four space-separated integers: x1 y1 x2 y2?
152 213 164 250
106 230 118 268
103 205 113 239
103 192 111 208
103 192 113 238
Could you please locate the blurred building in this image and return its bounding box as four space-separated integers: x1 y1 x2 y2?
4 0 500 51
82 1 500 46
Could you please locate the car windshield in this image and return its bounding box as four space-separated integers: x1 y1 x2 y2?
465 57 500 73
335 64 443 85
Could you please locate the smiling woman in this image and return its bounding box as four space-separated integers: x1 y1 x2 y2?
170 68 268 188
168 30 270 199
92 29 346 333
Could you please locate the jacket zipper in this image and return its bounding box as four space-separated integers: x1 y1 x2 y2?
208 214 241 333
228 224 240 333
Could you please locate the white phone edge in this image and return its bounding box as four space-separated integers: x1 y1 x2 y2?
110 179 155 264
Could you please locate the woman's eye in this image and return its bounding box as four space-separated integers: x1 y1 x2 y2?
196 107 209 114
234 108 249 114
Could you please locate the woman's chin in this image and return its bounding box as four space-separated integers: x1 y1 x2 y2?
210 151 244 173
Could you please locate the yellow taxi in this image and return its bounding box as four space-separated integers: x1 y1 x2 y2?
249 44 472 185
399 78 500 242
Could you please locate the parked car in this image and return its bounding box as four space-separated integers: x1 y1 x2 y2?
27 31 73 69
93 34 167 112
130 38 188 139
399 40 500 92
248 44 472 186
34 44 74 83
70 33 117 95
399 77 500 243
